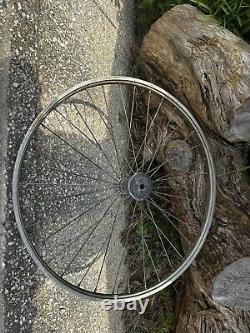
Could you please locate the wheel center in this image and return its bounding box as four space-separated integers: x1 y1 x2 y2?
128 173 152 201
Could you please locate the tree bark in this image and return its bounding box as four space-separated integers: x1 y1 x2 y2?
138 4 250 332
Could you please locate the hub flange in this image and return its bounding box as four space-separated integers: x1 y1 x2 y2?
128 172 152 201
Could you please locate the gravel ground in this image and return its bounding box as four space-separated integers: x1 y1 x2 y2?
0 0 135 332
0 4 10 333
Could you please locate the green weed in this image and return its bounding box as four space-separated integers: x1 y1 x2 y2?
153 288 176 333
137 0 250 41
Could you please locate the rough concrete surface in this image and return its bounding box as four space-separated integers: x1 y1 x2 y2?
0 4 10 333
0 0 135 332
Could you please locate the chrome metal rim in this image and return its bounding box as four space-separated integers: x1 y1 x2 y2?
12 77 216 302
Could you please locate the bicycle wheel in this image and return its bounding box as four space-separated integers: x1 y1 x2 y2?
13 77 216 302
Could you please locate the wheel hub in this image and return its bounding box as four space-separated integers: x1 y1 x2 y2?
128 172 152 201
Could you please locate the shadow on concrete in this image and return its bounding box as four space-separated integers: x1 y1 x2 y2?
3 0 136 332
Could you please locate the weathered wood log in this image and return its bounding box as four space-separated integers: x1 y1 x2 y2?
139 4 250 144
139 4 250 332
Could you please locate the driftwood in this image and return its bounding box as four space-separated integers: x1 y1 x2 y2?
212 257 250 312
139 4 250 332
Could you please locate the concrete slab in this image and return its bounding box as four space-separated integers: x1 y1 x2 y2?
33 0 134 331
1 0 135 332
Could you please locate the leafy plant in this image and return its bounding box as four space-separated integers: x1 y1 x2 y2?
154 315 175 333
137 0 250 41
153 288 176 333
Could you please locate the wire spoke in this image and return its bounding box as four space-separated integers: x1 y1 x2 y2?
112 199 136 293
41 123 116 180
122 153 134 174
100 86 136 175
140 208 147 289
21 181 114 188
132 91 160 172
45 163 116 186
145 201 172 268
146 125 182 176
54 110 70 140
136 96 165 175
147 198 190 244
45 193 115 241
145 202 183 260
47 198 118 265
157 224 184 260
46 186 116 204
152 191 172 205
77 238 108 287
68 102 121 179
145 119 171 173
153 191 180 198
153 170 207 183
144 239 160 282
169 208 198 233
100 86 123 175
30 140 117 186
129 86 136 131
60 196 119 277
139 205 161 283
118 83 138 171
97 86 135 175
94 199 123 292
184 130 196 142
153 184 173 191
